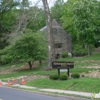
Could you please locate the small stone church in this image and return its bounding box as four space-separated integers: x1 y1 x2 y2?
40 19 72 59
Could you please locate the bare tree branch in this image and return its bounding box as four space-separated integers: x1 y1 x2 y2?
13 0 42 34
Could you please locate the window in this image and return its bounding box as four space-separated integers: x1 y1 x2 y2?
55 43 62 48
52 28 57 34
55 54 60 59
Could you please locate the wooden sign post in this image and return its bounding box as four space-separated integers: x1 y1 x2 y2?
52 61 74 76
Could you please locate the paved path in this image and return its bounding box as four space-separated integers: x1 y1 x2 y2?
0 87 73 100
1 82 92 99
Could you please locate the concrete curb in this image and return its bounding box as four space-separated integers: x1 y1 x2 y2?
1 82 92 98
40 88 92 97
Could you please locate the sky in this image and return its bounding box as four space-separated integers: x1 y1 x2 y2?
29 0 67 8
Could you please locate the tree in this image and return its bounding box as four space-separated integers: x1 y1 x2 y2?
42 0 55 67
27 7 46 32
12 0 31 34
94 0 100 47
61 0 100 55
0 0 19 49
61 0 78 46
8 6 46 48
51 0 64 24
9 0 46 44
0 30 48 70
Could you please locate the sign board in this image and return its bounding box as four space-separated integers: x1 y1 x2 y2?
52 61 74 69
60 69 68 72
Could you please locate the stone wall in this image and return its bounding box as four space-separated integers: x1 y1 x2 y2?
40 19 72 58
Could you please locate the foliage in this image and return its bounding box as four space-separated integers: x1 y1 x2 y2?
62 51 68 58
51 0 64 24
73 44 87 57
0 31 48 68
0 0 45 50
49 73 68 80
73 43 95 56
71 73 80 78
0 0 19 49
60 0 78 43
27 7 46 32
49 74 59 80
61 0 100 55
59 74 68 80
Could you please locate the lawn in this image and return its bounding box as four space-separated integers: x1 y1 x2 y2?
0 53 100 93
26 77 100 93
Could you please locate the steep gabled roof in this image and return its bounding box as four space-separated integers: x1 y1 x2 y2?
52 19 61 27
40 19 61 31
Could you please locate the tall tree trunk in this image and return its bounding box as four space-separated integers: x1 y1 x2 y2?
28 61 32 70
42 0 55 67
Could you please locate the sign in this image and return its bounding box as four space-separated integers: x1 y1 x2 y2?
60 69 68 72
52 61 74 69
52 61 74 76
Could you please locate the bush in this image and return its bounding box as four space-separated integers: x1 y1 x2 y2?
62 52 68 58
71 73 80 78
59 74 68 80
49 74 59 80
73 44 87 57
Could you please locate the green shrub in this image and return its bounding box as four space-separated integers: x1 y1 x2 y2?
71 73 80 78
73 44 87 57
49 74 59 80
62 52 68 58
59 74 68 80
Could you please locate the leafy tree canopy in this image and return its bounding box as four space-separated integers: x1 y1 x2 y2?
0 0 20 49
61 0 100 55
27 7 46 32
0 30 48 69
51 0 64 24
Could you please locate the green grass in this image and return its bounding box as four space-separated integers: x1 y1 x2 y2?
59 53 100 67
70 68 97 73
0 67 96 80
0 53 100 94
26 77 100 93
0 62 24 69
0 66 57 81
